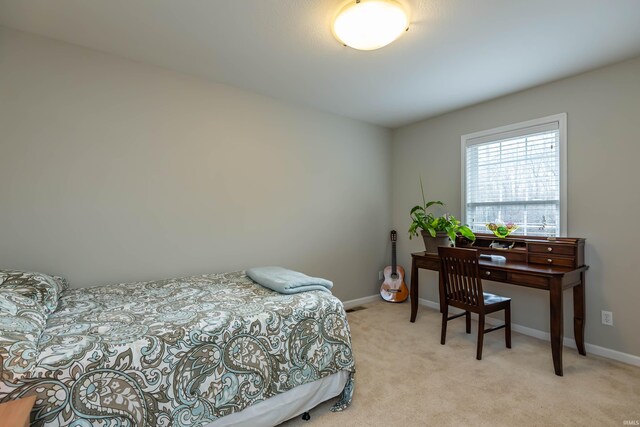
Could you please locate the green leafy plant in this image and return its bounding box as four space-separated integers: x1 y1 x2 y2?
408 178 476 244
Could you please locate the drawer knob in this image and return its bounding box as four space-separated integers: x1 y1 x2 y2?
547 258 553 264
485 271 491 276
547 247 553 252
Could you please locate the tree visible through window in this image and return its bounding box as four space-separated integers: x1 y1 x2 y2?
462 114 567 237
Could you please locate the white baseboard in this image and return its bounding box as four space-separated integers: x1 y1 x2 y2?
418 298 640 368
341 294 380 310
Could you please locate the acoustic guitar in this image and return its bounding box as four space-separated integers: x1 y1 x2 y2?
380 230 409 303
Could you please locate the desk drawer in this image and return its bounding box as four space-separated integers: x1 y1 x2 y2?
529 243 575 256
480 269 507 282
529 254 575 267
507 272 550 289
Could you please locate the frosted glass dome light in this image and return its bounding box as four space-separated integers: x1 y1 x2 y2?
332 0 409 51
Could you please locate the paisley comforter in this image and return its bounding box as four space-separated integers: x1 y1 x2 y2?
0 271 355 426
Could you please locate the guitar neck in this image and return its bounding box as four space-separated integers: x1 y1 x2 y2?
391 241 397 275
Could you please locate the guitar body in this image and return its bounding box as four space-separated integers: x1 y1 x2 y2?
380 230 409 303
380 265 408 302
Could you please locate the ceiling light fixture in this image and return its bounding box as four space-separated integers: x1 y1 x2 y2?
332 0 409 51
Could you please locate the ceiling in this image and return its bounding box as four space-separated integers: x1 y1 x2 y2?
1 1 640 128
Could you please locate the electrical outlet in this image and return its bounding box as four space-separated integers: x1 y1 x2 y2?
378 271 383 281
601 310 613 326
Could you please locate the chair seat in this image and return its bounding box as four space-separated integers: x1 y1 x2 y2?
483 292 510 305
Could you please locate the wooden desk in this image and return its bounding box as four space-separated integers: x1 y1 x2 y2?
410 235 588 376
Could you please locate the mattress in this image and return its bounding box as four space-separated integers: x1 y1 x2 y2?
0 271 355 426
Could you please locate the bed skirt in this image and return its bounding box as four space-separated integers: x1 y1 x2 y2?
209 370 352 427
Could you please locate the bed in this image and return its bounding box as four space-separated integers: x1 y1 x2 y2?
0 269 355 426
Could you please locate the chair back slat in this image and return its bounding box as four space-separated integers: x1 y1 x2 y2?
439 247 484 309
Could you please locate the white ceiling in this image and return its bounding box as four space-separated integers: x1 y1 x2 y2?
1 0 640 128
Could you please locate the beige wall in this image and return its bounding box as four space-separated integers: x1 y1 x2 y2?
3 25 638 357
0 28 391 301
392 56 640 356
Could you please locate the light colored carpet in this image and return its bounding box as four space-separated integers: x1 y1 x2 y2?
281 301 640 427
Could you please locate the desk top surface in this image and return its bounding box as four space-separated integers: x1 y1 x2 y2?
412 251 589 276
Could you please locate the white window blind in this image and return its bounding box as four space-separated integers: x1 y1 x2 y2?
462 115 566 237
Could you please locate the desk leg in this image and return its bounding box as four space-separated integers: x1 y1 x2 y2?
574 272 587 356
550 279 564 376
410 258 418 323
438 271 445 315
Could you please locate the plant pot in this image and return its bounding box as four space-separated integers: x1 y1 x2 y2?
421 230 453 254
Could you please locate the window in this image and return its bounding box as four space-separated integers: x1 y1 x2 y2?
461 114 567 237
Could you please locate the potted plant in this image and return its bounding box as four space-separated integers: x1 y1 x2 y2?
408 180 476 253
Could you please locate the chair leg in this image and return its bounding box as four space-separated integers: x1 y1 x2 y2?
465 311 471 334
440 309 448 345
477 314 485 360
505 303 512 349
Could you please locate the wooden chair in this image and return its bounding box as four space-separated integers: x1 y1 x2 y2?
438 246 512 360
